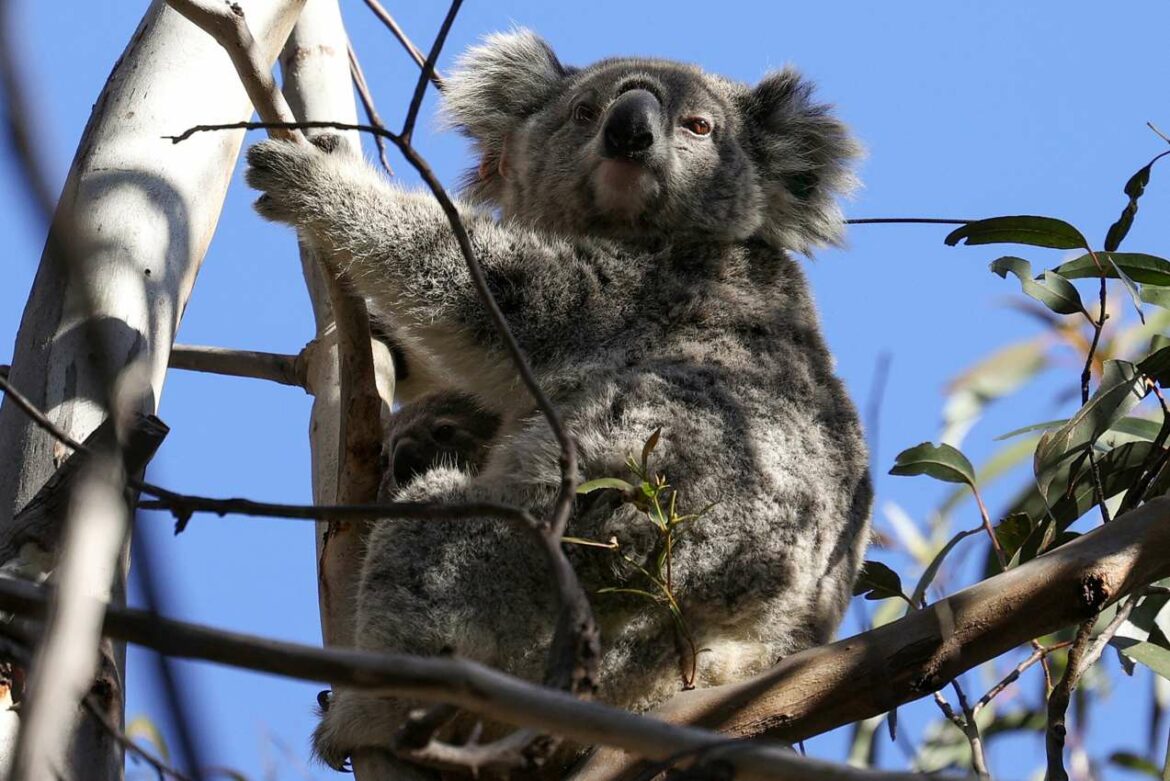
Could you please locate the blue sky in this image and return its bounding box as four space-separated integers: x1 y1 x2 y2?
3 2 1170 779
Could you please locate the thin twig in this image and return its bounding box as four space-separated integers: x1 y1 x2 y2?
0 577 923 781
1045 621 1094 781
358 0 444 89
973 641 1072 715
347 41 394 175
844 217 973 225
400 0 460 142
1079 247 1113 523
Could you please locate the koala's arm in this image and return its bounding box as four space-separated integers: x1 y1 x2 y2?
247 140 630 392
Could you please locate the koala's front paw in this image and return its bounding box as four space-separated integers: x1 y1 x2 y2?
245 135 346 226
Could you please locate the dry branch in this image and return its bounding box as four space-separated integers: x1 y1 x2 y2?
0 577 925 781
568 494 1170 779
168 344 306 387
358 0 444 88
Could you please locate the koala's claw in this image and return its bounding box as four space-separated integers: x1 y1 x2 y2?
245 138 332 225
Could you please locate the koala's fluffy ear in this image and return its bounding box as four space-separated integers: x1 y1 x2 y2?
739 68 861 254
443 29 570 204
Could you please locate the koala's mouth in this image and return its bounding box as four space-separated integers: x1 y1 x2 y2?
591 159 661 220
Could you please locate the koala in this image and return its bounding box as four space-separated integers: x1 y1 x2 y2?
246 29 872 776
378 392 501 500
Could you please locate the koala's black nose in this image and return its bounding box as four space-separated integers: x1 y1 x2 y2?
603 89 660 159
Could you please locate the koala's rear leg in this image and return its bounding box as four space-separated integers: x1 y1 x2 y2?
313 691 437 778
314 464 554 774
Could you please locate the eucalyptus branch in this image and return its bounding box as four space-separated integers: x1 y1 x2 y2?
347 41 394 175
931 682 990 781
1045 621 1094 781
0 576 922 781
844 217 973 225
168 344 307 388
973 641 1072 716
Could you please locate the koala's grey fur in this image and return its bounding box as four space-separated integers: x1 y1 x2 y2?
247 29 871 776
377 392 501 500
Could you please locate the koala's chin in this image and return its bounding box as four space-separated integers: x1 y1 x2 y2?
591 159 661 221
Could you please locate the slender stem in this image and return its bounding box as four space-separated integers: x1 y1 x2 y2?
844 217 973 225
400 0 460 143
347 41 394 176
358 0 444 88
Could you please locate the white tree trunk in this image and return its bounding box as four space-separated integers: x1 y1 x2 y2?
0 2 306 777
279 5 408 778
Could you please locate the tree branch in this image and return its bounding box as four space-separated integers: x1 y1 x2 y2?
568 494 1170 779
168 344 307 388
0 577 926 781
357 0 444 88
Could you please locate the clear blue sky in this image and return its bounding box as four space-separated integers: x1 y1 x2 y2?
2 2 1169 779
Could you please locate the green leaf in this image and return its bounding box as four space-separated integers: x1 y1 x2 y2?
1112 636 1170 682
577 477 634 494
1141 347 1170 386
1104 150 1169 252
1109 254 1147 324
640 427 661 471
852 561 907 602
994 418 1067 441
890 442 976 486
1108 752 1161 778
945 216 1087 249
989 256 1086 316
1056 252 1170 286
909 528 979 606
997 416 1161 443
1141 286 1170 310
937 436 1038 520
993 513 1034 564
598 587 661 601
1034 360 1147 495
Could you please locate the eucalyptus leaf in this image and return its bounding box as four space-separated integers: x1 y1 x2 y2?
640 427 661 471
577 477 635 494
890 442 976 486
1109 255 1147 324
1112 636 1170 682
1033 360 1147 496
1140 346 1170 386
1107 752 1161 778
909 528 979 605
945 216 1087 250
1141 286 1170 310
993 513 1033 565
1056 252 1170 286
852 561 907 602
1104 150 1169 252
989 256 1086 316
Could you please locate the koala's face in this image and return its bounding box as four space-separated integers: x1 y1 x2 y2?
444 31 860 252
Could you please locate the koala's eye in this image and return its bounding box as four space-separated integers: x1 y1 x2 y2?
573 103 598 124
682 117 713 137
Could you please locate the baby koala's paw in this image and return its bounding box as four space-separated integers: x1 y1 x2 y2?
245 134 349 225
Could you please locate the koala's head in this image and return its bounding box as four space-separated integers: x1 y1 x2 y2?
443 30 860 252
